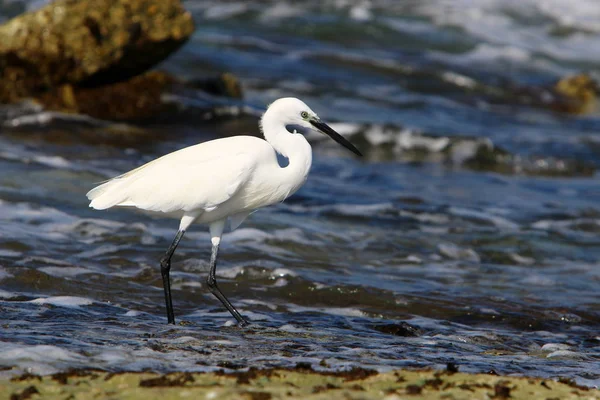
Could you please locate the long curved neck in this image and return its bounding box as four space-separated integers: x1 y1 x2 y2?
260 111 312 192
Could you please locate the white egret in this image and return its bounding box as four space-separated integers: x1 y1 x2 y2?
86 97 362 326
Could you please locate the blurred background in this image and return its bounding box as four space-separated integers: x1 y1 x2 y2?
0 0 599 386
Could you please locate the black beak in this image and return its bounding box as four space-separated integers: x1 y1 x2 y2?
310 119 362 156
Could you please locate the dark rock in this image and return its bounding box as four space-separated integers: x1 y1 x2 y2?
218 365 378 385
312 383 339 393
34 71 177 121
369 322 423 337
10 373 41 382
294 362 313 370
405 384 422 395
446 362 459 374
240 392 272 400
189 73 243 99
9 385 38 400
31 71 243 121
139 373 195 387
492 381 512 399
217 360 247 370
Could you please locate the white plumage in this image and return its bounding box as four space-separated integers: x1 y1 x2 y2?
89 137 284 226
86 97 361 326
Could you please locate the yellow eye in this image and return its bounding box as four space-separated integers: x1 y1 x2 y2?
301 111 309 119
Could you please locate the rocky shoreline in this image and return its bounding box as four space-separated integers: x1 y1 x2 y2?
3 365 598 400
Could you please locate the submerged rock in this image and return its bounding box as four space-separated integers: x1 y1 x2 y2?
500 73 599 115
462 144 596 177
333 124 596 177
0 0 194 103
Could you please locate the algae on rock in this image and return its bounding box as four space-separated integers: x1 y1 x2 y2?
3 368 599 400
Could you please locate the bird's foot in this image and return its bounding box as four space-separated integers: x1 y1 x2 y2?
237 319 250 328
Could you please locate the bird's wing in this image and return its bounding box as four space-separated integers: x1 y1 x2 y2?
88 137 267 213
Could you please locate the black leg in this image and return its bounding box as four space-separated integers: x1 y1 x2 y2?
206 242 249 326
160 230 185 324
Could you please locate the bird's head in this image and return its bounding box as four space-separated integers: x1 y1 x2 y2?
263 97 362 156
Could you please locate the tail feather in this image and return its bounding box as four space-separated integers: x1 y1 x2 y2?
86 179 130 210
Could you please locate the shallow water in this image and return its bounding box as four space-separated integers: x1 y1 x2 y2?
1 0 600 387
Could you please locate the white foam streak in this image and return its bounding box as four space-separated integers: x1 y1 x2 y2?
29 296 94 307
38 266 93 278
203 3 248 20
449 207 520 230
0 289 16 299
288 304 365 317
0 345 85 363
417 0 600 63
260 2 303 21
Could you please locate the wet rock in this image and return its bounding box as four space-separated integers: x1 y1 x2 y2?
139 373 195 388
10 373 41 383
405 384 422 394
502 73 599 115
368 322 423 337
51 370 100 385
34 71 176 121
14 71 240 121
493 381 512 399
446 362 459 374
0 0 194 103
217 361 247 370
241 391 272 400
219 365 379 386
312 383 339 393
9 385 38 400
551 73 598 115
189 73 243 99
